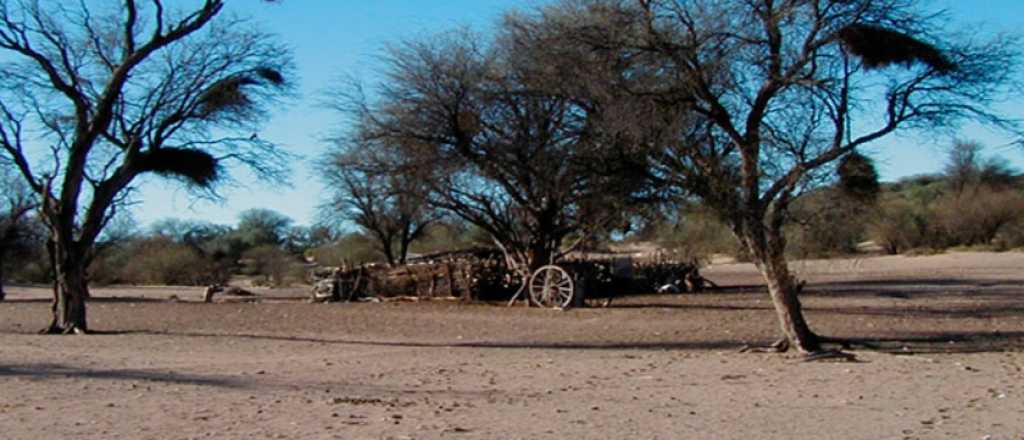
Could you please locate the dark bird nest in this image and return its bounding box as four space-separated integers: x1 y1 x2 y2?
138 147 220 187
837 151 879 202
198 67 286 115
839 24 955 73
255 67 285 85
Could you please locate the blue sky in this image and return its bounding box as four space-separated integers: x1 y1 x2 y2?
131 0 1024 228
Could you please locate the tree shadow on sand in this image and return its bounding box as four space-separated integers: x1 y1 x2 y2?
103 330 754 352
0 362 246 388
73 328 1024 356
821 331 1024 354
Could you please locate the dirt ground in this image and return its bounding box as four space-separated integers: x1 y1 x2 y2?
2 252 1023 440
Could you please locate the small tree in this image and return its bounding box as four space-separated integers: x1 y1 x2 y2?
0 1 294 333
235 208 293 249
318 137 438 266
0 167 37 299
944 139 1018 196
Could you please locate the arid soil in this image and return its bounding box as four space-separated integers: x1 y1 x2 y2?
2 252 1023 439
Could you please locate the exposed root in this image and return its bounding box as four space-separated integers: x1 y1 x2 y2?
799 350 858 363
702 277 720 291
39 324 89 335
818 336 884 351
739 338 790 353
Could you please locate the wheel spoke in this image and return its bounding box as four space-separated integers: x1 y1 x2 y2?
529 265 575 308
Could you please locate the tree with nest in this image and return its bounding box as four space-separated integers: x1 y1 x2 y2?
0 0 294 333
541 0 1021 354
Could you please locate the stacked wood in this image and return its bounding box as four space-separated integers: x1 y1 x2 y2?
309 248 520 303
309 247 713 303
632 259 707 293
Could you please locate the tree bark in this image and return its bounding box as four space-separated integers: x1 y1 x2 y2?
527 238 555 273
44 242 90 334
755 251 820 354
0 251 6 301
741 213 822 354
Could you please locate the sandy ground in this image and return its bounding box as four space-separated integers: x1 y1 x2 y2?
1 251 1023 439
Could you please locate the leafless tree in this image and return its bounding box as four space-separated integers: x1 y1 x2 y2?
944 139 1017 196
0 167 37 300
318 136 438 266
329 28 652 274
0 0 294 333
541 0 1021 354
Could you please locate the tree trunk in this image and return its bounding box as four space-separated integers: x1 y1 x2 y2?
755 250 820 353
527 239 555 273
45 245 90 334
0 251 6 301
741 215 822 354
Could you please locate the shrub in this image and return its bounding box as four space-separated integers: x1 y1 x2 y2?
307 233 383 267
786 189 870 258
931 188 1024 247
91 237 227 286
867 196 932 254
241 244 296 287
653 207 736 263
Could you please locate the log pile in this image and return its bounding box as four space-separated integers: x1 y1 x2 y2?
309 248 520 303
557 257 706 300
309 248 712 303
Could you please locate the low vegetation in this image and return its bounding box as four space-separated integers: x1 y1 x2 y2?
7 141 1022 289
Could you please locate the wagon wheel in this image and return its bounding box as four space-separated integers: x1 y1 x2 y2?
529 265 575 309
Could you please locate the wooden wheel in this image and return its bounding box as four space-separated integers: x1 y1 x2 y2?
529 265 575 309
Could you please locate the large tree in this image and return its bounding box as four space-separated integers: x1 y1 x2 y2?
0 0 293 333
333 29 652 274
549 0 1020 354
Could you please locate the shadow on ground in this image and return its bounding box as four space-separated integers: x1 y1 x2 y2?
0 362 245 388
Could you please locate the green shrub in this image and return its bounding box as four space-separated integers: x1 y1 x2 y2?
930 189 1024 247
867 196 932 254
91 237 227 286
653 207 736 263
241 244 296 287
786 189 870 258
307 233 383 267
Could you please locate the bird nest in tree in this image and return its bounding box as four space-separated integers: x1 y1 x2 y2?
838 24 954 73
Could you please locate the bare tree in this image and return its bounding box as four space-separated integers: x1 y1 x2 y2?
543 0 1021 354
318 137 438 266
944 139 1018 196
0 167 37 300
331 28 652 274
0 1 294 333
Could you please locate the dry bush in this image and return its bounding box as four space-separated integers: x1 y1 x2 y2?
931 189 1024 248
93 237 226 286
307 233 383 267
241 245 297 287
993 219 1024 250
787 190 870 258
867 197 933 254
653 208 737 263
869 187 1024 253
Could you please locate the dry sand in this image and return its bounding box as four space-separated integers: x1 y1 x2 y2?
2 252 1023 439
